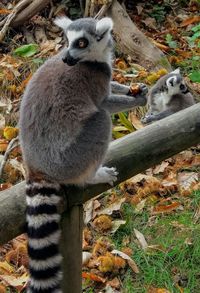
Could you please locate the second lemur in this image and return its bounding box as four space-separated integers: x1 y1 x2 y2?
142 68 195 123
19 17 147 292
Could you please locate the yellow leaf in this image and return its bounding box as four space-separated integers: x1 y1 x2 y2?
0 261 14 274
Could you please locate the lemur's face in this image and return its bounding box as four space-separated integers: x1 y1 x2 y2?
54 17 113 66
165 69 188 95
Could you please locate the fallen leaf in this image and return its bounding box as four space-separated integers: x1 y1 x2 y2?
134 229 148 250
0 9 11 14
0 261 14 274
180 16 200 27
0 273 28 291
107 277 120 289
178 172 198 191
0 183 12 191
128 112 144 130
97 197 125 216
142 17 157 30
153 161 169 174
111 220 126 234
82 272 106 283
134 199 147 213
82 252 92 266
111 249 139 274
152 201 181 214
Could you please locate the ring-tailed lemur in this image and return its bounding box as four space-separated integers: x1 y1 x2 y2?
141 68 195 124
19 16 148 293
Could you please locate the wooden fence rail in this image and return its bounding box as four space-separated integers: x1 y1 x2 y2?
0 103 200 292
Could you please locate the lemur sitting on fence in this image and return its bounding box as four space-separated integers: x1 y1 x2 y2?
142 68 195 124
19 16 148 292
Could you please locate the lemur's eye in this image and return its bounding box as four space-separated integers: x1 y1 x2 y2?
75 38 89 49
180 84 185 90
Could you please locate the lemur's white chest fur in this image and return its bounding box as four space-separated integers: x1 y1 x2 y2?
154 92 171 112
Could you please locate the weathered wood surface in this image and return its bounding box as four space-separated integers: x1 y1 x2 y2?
0 103 200 245
61 205 83 292
107 0 172 71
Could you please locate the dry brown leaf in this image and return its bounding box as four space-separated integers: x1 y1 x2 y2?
111 250 139 274
153 161 169 174
177 172 198 191
82 272 106 283
180 16 200 27
152 201 181 214
82 252 92 266
142 17 157 30
107 277 120 289
97 197 125 216
0 183 12 191
111 220 126 234
0 9 11 14
128 112 144 130
134 229 148 250
84 199 101 224
0 273 28 291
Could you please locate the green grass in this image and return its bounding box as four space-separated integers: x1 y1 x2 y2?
112 191 200 292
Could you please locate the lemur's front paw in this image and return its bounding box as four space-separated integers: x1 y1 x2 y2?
138 83 148 96
141 114 154 124
128 83 148 106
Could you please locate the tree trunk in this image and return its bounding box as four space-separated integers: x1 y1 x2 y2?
107 0 172 71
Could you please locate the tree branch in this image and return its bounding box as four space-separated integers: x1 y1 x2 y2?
0 103 200 245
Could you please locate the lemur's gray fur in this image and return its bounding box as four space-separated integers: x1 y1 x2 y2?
142 68 195 124
19 16 147 293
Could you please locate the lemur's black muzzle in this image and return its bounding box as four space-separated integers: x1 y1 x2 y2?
62 52 79 66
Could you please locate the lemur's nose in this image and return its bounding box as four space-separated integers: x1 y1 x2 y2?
62 52 79 66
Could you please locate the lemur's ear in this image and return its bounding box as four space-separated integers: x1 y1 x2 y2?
171 68 180 74
54 16 72 30
96 17 113 37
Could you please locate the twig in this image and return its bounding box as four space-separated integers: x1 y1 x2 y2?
89 0 95 17
84 0 90 17
79 0 85 14
0 0 31 42
0 137 19 178
94 0 113 19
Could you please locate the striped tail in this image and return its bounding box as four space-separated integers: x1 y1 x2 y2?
26 181 62 293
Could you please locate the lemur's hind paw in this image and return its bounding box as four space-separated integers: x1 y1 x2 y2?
101 166 118 186
87 166 118 186
141 114 154 124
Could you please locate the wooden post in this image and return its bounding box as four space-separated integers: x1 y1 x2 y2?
61 204 83 293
